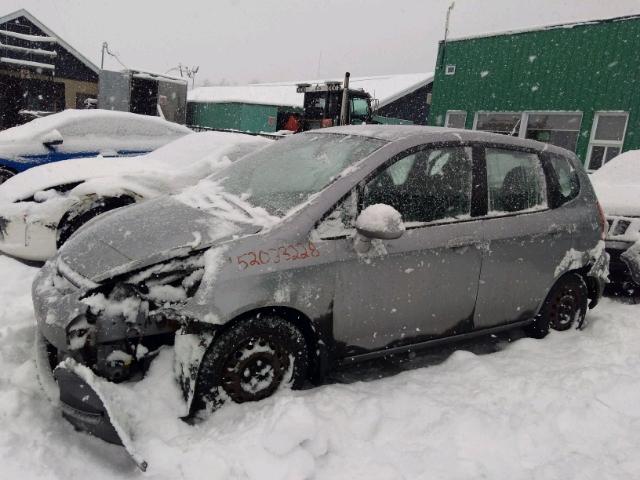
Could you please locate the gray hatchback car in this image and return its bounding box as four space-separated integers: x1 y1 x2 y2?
34 125 609 447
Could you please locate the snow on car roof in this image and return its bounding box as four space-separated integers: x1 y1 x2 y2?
316 125 567 152
591 150 640 217
0 109 190 143
591 150 640 185
187 73 433 109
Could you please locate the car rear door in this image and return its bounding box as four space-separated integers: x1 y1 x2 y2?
327 144 485 352
473 145 562 328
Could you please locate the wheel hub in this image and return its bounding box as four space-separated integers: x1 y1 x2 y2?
221 336 290 403
555 291 577 327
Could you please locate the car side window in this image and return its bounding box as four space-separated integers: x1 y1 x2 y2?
485 148 547 214
546 153 580 207
362 146 473 225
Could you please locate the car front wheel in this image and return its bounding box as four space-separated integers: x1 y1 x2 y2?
191 315 309 417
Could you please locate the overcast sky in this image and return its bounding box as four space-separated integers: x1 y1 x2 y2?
3 0 639 85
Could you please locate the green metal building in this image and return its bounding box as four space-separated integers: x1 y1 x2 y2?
429 14 640 170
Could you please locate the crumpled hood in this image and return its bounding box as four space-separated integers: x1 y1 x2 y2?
58 195 260 283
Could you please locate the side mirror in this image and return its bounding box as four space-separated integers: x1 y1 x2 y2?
42 129 63 149
355 204 405 240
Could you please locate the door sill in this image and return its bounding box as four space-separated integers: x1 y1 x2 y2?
336 318 534 366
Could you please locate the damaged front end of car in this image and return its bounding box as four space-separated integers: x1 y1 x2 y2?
34 251 216 466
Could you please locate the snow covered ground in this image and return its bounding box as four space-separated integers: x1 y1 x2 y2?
2 253 640 479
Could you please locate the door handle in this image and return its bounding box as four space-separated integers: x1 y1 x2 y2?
447 236 481 249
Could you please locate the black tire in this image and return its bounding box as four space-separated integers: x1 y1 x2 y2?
57 196 135 248
0 167 15 184
191 315 309 417
526 273 588 339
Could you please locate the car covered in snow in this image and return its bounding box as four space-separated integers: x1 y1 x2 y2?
0 109 191 184
591 150 640 290
33 125 608 459
0 131 272 261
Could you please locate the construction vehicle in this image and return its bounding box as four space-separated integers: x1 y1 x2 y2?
295 72 376 132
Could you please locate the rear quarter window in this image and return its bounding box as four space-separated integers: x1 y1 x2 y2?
545 153 580 208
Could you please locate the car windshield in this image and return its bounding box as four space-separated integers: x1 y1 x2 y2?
210 132 386 216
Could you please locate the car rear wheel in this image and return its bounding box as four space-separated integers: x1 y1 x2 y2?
0 167 15 184
526 273 588 339
191 315 309 417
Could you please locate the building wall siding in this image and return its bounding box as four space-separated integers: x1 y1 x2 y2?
429 16 640 162
188 102 280 133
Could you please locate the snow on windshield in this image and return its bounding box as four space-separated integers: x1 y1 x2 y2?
178 133 386 217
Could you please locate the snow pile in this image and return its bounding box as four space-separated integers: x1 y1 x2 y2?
3 254 640 478
355 204 404 237
591 149 640 217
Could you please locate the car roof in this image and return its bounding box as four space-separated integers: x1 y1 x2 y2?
316 125 571 156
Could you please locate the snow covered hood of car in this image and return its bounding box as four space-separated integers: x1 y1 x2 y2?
58 196 263 283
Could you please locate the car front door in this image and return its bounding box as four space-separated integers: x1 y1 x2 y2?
474 146 556 329
325 144 485 353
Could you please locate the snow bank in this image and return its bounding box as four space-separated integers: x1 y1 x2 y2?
591 150 640 217
3 255 640 479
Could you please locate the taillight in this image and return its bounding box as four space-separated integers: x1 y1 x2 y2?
596 201 607 240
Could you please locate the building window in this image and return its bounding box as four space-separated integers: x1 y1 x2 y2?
475 112 521 136
473 111 583 152
524 113 582 152
587 112 628 170
445 65 456 75
445 111 466 128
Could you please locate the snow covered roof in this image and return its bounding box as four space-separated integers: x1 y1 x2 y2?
447 13 640 43
188 73 434 109
0 9 99 74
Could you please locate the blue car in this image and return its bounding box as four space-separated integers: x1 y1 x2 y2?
0 109 191 183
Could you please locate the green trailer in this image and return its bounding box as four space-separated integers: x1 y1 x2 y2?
187 101 302 134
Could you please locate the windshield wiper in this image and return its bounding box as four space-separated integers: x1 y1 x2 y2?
220 192 255 220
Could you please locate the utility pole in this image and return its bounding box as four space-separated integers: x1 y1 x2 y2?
440 2 456 68
100 42 107 69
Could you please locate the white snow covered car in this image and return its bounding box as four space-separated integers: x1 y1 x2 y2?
0 109 192 184
591 150 640 288
0 132 271 261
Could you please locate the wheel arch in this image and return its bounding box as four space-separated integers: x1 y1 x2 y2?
56 193 138 247
211 305 331 384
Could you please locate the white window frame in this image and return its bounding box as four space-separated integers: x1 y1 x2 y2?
445 110 467 129
586 111 629 170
